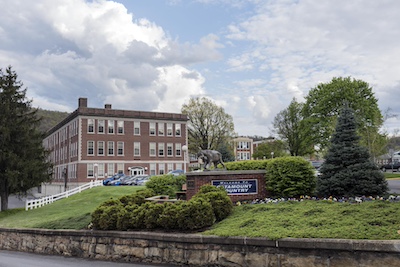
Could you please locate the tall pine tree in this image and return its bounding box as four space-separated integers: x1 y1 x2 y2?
317 103 387 197
0 66 52 211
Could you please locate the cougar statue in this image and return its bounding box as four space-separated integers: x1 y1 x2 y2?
197 149 226 170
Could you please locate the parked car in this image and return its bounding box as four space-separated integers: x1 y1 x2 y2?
134 175 151 186
109 175 133 186
380 162 400 172
167 169 185 176
102 173 125 185
122 175 149 186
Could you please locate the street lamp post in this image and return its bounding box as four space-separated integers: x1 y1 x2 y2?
63 167 68 192
182 145 188 173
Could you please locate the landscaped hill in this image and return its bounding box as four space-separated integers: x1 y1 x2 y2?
0 186 141 229
1 185 400 240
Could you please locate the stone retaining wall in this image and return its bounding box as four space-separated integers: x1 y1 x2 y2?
1 228 400 266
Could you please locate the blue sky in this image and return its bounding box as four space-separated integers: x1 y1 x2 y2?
1 0 400 137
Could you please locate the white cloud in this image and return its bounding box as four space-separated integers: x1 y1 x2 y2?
0 0 221 116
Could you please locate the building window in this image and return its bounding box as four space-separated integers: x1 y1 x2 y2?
98 120 105 133
149 122 156 136
108 141 114 155
108 120 114 134
97 163 105 178
175 123 181 136
134 121 140 135
158 163 165 175
87 141 94 155
108 163 114 176
117 120 124 134
167 163 173 173
88 119 94 133
176 143 182 157
150 142 156 156
87 163 94 178
158 122 164 136
117 141 124 156
117 163 124 174
176 163 182 171
98 141 104 156
167 143 173 157
150 163 156 176
167 123 173 136
158 143 164 157
134 142 140 156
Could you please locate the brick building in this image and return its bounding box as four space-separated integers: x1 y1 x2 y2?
41 98 188 194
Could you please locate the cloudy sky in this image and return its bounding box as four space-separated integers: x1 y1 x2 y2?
1 0 400 136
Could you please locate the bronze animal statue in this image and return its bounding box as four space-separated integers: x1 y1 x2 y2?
197 149 226 170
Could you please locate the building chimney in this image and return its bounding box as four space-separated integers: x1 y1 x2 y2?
105 104 112 109
79 98 88 108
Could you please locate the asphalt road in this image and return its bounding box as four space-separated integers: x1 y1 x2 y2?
0 250 177 267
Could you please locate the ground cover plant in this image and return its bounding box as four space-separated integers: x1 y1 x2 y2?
203 200 400 240
0 186 141 229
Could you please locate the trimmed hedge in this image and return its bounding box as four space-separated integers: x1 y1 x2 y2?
145 174 186 197
266 157 316 197
224 160 269 170
91 184 231 231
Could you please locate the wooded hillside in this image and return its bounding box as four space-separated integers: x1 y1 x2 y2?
36 109 70 133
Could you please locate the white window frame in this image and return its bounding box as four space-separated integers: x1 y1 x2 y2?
158 143 165 157
167 123 173 136
134 142 140 156
98 141 104 156
134 121 140 135
167 143 173 157
88 119 94 133
117 141 124 156
117 120 124 134
108 120 114 134
149 122 156 136
158 122 164 136
108 141 114 156
150 142 156 157
98 120 105 134
175 123 181 136
87 141 94 156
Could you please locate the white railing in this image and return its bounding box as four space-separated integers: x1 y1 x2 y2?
25 180 103 211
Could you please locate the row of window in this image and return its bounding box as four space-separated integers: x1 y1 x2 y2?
87 119 182 137
87 141 183 157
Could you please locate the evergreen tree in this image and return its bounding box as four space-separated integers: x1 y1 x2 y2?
0 66 52 211
317 103 387 197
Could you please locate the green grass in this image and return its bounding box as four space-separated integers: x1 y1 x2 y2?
0 186 143 229
384 173 400 179
2 185 400 241
203 200 400 240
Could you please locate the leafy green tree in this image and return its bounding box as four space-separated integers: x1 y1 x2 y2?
0 66 52 211
216 140 235 162
252 140 288 159
273 98 313 156
303 77 384 153
317 103 387 197
181 97 235 152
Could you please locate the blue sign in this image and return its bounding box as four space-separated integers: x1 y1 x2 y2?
212 179 257 195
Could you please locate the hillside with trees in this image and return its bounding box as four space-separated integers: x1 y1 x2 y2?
36 109 70 133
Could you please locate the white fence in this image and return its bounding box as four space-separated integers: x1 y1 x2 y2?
25 180 103 211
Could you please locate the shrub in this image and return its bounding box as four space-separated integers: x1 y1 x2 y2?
177 198 215 230
118 188 155 206
91 198 122 230
141 202 165 229
158 202 182 230
224 160 269 170
146 174 186 197
266 157 316 197
96 204 123 230
116 204 140 230
193 191 233 221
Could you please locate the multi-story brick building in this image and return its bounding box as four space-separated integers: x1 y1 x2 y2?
41 97 188 194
